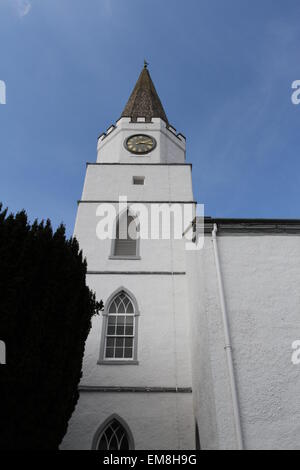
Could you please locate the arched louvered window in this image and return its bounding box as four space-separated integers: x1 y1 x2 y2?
111 211 140 259
98 289 139 364
92 416 135 450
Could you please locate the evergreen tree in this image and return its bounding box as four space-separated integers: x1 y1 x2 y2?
0 205 103 450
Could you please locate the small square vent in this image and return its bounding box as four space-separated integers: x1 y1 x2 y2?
133 176 145 186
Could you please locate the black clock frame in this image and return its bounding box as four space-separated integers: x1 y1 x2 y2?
124 134 157 155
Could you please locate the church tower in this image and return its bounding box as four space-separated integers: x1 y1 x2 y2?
61 64 195 450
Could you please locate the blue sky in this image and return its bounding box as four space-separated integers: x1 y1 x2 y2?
1 0 300 236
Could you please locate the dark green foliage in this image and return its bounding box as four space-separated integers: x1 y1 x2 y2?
0 205 103 450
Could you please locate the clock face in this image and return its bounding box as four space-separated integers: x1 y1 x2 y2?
125 134 156 155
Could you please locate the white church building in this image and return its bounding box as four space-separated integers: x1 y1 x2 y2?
61 64 300 450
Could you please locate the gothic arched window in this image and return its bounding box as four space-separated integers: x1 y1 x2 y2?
98 419 129 450
110 211 140 259
92 416 135 450
98 289 139 364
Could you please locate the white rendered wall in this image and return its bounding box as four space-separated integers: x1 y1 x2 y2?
187 233 300 450
81 164 193 202
62 392 194 450
74 202 189 273
96 118 186 164
62 117 195 450
78 273 192 388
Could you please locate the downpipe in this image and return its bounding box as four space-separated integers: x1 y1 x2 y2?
212 223 244 450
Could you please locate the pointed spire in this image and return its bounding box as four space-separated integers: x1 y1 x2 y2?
121 63 169 125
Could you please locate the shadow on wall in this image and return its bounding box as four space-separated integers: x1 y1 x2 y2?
195 422 201 450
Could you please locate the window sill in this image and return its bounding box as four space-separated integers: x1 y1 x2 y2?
98 360 139 366
109 256 141 260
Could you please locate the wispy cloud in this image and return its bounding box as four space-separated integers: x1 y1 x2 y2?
13 0 32 17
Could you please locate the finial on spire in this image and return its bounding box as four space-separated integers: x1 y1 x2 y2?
144 59 149 69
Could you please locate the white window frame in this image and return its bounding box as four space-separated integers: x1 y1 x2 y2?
98 288 140 365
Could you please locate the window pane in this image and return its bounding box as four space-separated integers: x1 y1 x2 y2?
109 301 117 313
124 348 133 358
117 316 125 325
105 348 114 358
120 434 129 450
125 326 134 335
111 420 120 431
109 436 119 450
126 302 134 314
106 337 115 348
125 338 133 348
107 325 116 335
116 325 125 335
118 301 125 313
108 316 117 325
116 337 124 348
115 348 123 358
126 316 134 325
98 436 109 450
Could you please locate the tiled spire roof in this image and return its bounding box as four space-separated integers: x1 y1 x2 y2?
121 62 169 125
